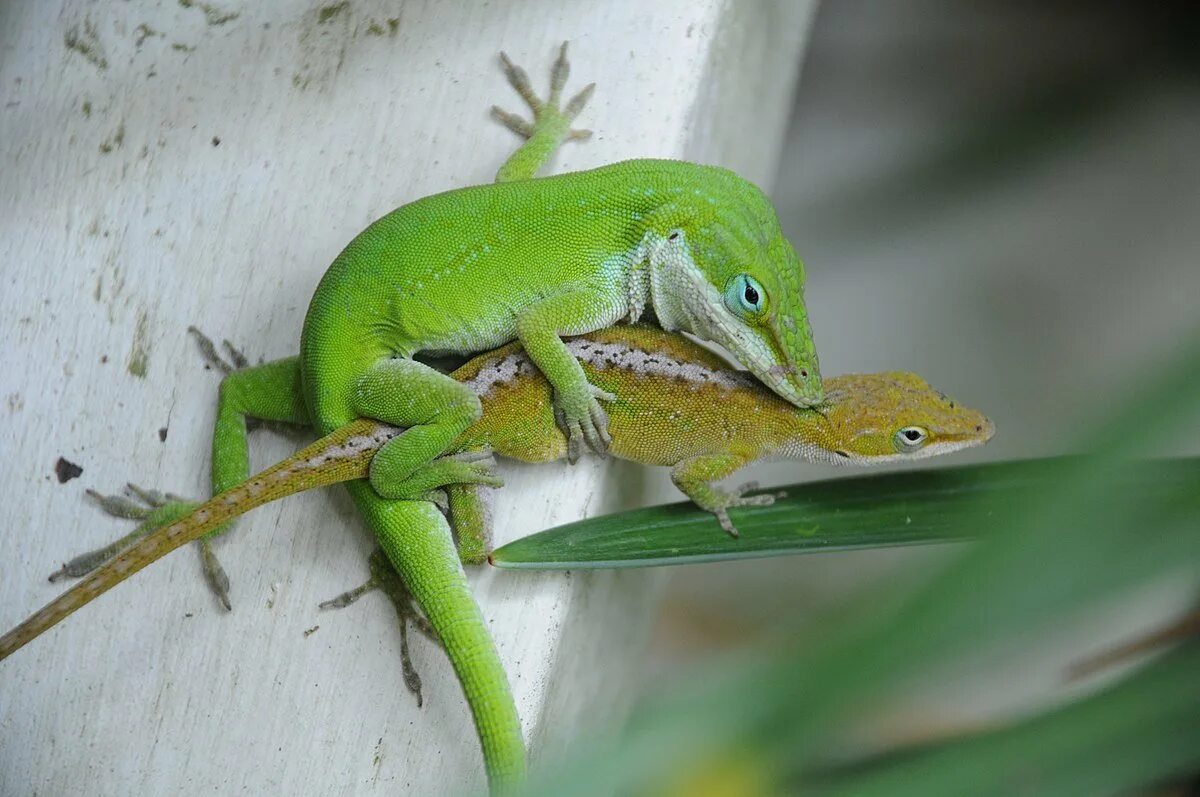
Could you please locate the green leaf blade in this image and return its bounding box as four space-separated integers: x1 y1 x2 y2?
491 457 1148 569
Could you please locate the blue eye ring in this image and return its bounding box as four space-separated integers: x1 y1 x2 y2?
725 274 766 316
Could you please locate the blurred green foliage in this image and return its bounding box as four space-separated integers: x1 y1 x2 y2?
498 332 1200 796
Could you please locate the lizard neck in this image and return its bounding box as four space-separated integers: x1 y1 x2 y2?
640 229 721 338
623 242 652 324
770 425 851 467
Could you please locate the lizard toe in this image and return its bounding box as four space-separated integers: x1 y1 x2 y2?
565 421 584 464
713 508 740 538
200 538 232 611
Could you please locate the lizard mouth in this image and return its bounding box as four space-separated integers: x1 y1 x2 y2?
759 330 819 407
696 310 794 404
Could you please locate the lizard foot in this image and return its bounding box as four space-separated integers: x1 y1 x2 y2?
371 451 504 501
552 382 615 463
708 482 787 539
57 484 236 610
188 327 305 438
51 484 199 581
492 41 595 143
187 325 249 374
320 548 440 707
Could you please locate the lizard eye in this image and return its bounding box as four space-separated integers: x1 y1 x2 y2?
725 274 766 317
893 426 928 452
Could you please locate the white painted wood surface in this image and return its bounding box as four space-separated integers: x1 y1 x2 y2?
0 2 814 794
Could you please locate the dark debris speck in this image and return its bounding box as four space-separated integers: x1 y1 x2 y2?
55 457 83 483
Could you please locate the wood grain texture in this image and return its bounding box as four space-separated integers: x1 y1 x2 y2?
0 1 814 793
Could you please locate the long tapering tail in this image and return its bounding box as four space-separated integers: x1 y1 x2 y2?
0 419 400 661
348 485 526 792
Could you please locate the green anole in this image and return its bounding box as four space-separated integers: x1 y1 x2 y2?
10 43 823 792
1 325 992 790
198 40 823 601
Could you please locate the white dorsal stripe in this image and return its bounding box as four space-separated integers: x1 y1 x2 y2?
463 339 753 398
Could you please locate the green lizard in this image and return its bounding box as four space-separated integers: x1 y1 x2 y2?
1 326 992 791
291 39 821 559
187 40 823 621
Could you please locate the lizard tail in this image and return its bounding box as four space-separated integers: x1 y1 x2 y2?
0 419 401 662
349 484 526 792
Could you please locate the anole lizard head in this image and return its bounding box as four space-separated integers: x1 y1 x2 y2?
641 165 822 408
791 371 995 464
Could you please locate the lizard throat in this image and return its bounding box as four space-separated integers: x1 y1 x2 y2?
643 231 718 337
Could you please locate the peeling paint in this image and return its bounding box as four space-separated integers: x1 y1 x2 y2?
318 2 351 24
64 19 108 71
292 8 399 93
178 0 239 26
127 310 151 378
99 121 125 154
134 23 161 47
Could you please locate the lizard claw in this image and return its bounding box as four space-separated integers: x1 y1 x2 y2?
188 326 247 375
555 382 613 462
320 548 440 708
708 483 786 538
52 486 201 582
493 41 594 143
200 538 232 611
421 488 450 512
713 508 740 538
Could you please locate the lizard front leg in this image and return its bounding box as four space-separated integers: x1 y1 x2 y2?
516 287 622 462
352 358 498 499
670 453 785 538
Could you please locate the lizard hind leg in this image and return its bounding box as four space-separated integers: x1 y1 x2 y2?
49 486 199 582
352 357 485 500
319 471 498 706
446 483 498 566
185 328 311 609
492 41 595 182
371 451 504 502
319 547 439 707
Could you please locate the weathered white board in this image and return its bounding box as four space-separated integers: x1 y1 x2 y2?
0 2 814 793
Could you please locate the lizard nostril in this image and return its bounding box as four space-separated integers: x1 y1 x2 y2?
799 369 808 378
975 425 982 432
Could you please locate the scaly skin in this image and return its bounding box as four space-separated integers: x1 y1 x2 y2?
447 324 993 539
0 326 991 791
193 41 819 624
301 41 821 507
149 44 821 790
1 326 993 663
2 46 834 794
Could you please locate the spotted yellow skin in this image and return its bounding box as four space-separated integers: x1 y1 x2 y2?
447 324 993 538
454 325 991 469
294 43 819 791
0 331 991 791
302 49 820 497
0 327 992 667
